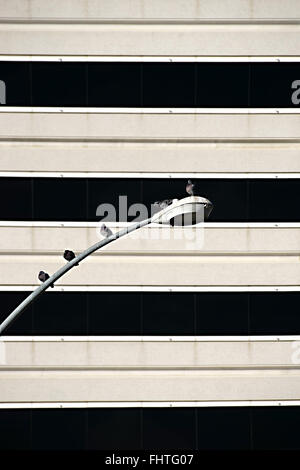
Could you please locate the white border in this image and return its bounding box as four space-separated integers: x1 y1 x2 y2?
0 400 299 409
1 171 300 179
0 285 299 292
2 335 300 342
0 221 299 228
1 55 300 63
1 106 300 114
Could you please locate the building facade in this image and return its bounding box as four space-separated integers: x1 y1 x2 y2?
0 0 300 451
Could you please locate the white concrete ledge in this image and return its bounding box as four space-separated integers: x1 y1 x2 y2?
0 222 299 227
0 400 299 409
0 254 299 286
0 339 298 368
0 225 300 255
0 24 300 55
1 0 300 21
2 171 300 178
1 139 300 173
2 336 300 342
1 369 300 402
2 107 300 114
0 285 299 292
2 55 300 62
2 113 300 140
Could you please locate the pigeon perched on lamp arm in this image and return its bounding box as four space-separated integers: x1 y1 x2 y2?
63 249 79 266
153 199 176 210
100 223 113 238
38 271 54 288
186 179 195 196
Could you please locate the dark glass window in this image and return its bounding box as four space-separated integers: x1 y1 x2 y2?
250 63 300 108
88 63 141 107
195 293 248 335
197 179 247 222
143 408 196 449
1 291 300 336
143 293 194 335
250 293 300 335
33 293 87 336
142 63 195 107
249 179 300 222
0 178 32 220
196 63 249 107
252 407 300 449
32 409 86 450
197 407 251 449
0 410 31 450
88 292 141 335
32 62 86 107
33 178 87 221
142 178 187 211
1 407 300 450
1 177 300 222
87 408 141 450
1 61 300 107
88 178 142 222
0 292 33 335
142 178 248 222
0 62 31 106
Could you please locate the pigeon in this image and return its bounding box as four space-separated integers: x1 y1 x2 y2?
100 224 113 238
38 270 54 288
154 199 174 210
63 249 79 266
186 179 195 196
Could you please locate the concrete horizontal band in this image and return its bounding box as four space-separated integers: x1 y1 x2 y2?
0 285 299 292
1 225 300 255
2 336 300 342
0 24 300 55
1 369 300 402
0 222 299 228
2 113 300 139
2 170 300 176
1 254 300 286
3 20 300 26
2 55 300 62
1 0 300 21
1 141 300 173
0 401 299 409
1 107 300 114
0 339 299 368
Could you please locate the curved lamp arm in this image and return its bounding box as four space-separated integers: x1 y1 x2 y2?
0 195 211 335
0 216 153 335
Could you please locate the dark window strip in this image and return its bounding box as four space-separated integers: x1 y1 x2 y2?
1 177 300 222
1 292 300 336
1 407 300 450
1 62 300 107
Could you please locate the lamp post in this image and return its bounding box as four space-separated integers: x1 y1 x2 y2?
0 195 212 334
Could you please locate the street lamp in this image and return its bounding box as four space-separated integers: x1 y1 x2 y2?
0 195 213 334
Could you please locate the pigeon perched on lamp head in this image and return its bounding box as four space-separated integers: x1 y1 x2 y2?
38 270 54 288
186 179 195 196
63 249 79 266
154 199 174 210
100 224 113 238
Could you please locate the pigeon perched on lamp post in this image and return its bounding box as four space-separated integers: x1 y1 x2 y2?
154 199 175 210
186 179 195 196
63 249 79 266
38 271 54 288
100 224 113 238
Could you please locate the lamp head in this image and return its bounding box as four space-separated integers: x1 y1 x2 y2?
152 196 213 226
